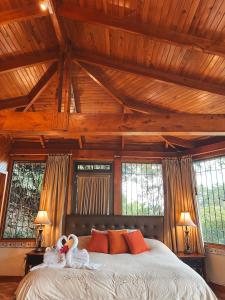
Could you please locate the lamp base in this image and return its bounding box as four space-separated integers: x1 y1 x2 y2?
34 247 45 253
184 248 192 254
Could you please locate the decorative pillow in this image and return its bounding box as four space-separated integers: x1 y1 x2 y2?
123 230 149 254
91 228 107 234
78 235 91 250
108 229 129 254
87 230 108 253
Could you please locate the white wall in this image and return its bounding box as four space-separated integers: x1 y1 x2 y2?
0 248 33 276
206 252 225 286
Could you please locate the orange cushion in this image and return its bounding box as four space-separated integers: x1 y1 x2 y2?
87 230 108 253
108 229 129 254
123 230 149 254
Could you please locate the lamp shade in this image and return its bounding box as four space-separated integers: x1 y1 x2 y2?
34 210 51 225
177 212 196 227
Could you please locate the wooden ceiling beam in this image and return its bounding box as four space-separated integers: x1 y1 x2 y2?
162 135 195 149
72 50 225 96
75 61 173 114
0 4 48 25
23 62 58 111
47 0 66 47
59 4 225 58
0 96 29 110
0 49 59 74
1 112 225 136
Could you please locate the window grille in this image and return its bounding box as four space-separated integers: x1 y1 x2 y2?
194 157 225 245
122 163 164 216
3 161 45 239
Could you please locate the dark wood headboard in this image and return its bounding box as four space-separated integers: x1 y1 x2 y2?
65 215 164 242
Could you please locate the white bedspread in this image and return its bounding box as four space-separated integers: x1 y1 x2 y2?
16 239 217 300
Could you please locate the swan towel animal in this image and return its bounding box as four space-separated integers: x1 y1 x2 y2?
31 234 101 271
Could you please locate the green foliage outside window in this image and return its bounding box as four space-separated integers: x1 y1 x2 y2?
3 161 45 239
122 163 164 216
194 157 225 245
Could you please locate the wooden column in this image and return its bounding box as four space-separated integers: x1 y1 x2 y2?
114 158 122 215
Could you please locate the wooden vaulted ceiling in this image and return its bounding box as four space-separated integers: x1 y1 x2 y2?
0 0 225 153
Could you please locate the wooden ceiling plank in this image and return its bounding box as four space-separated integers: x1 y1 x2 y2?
162 135 195 149
1 112 225 136
0 4 48 25
75 61 174 114
23 62 58 112
0 49 59 74
59 4 225 58
0 96 29 110
72 50 225 96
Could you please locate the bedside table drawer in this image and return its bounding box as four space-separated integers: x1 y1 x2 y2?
177 253 206 279
25 251 44 274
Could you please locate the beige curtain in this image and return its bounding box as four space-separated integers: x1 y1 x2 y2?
40 155 69 246
76 174 110 215
162 157 204 254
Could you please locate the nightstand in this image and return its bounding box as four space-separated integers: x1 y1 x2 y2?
25 250 45 274
177 252 206 279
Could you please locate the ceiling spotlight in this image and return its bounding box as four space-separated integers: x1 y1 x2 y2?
40 0 48 11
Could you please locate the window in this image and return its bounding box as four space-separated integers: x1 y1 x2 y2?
194 157 225 245
74 162 113 215
3 161 45 239
122 163 164 216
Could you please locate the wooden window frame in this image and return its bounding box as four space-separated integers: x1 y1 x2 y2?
0 156 46 243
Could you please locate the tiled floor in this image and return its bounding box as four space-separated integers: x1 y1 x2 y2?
0 278 224 299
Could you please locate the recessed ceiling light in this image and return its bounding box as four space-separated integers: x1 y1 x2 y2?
40 0 48 11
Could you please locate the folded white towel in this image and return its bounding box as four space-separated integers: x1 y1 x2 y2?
30 234 102 272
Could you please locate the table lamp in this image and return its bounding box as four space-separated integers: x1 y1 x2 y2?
177 211 196 254
34 210 51 252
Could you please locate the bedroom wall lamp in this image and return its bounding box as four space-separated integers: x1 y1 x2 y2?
34 210 51 252
177 212 196 254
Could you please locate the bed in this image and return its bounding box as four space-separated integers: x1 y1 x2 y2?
16 215 217 300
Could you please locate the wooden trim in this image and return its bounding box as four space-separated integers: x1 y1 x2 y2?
205 243 225 250
72 50 225 97
114 158 122 214
0 158 14 239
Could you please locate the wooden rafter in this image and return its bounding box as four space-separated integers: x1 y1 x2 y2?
0 49 58 74
75 61 174 114
1 112 225 136
23 62 58 111
161 136 176 149
72 50 225 97
162 136 195 149
70 64 85 148
0 4 48 25
0 96 29 110
47 0 66 47
59 4 225 59
57 55 65 112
